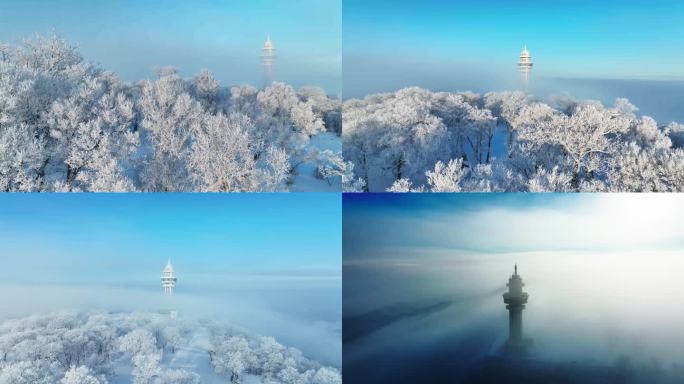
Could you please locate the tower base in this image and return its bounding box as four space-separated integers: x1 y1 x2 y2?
502 337 533 358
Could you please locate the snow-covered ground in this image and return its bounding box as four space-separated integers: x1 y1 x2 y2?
292 132 342 192
165 327 222 383
156 325 261 384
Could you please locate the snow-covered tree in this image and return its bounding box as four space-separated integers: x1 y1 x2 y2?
425 159 466 192
387 178 414 192
261 145 291 192
118 329 162 384
154 369 199 384
0 34 342 191
228 85 259 118
0 361 60 384
483 90 529 149
665 122 684 149
189 113 257 191
527 166 573 192
0 311 341 384
341 161 366 192
291 101 325 137
137 69 201 191
192 69 220 112
61 365 107 384
160 326 184 354
255 82 309 159
211 336 252 383
46 71 138 191
298 86 341 135
345 87 684 192
311 367 342 384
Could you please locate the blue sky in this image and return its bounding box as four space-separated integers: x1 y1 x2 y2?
0 193 341 283
344 0 684 97
0 0 341 93
0 193 342 365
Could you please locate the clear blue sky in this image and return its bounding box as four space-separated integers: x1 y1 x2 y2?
344 0 684 97
0 193 341 283
0 0 341 94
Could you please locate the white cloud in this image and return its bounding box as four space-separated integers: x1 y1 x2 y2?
345 194 684 264
371 194 684 256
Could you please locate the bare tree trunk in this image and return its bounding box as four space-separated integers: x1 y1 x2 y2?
571 160 582 189
394 154 405 181
486 131 493 164
362 149 370 192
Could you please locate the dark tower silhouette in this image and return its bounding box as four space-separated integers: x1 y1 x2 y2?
503 264 528 346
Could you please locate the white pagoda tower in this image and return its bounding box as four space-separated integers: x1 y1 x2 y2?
261 35 277 87
518 45 533 86
161 260 177 295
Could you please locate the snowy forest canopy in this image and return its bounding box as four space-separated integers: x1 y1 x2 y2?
0 34 343 192
0 311 341 384
343 87 684 192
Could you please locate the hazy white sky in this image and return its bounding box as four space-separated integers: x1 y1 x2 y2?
344 194 684 264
